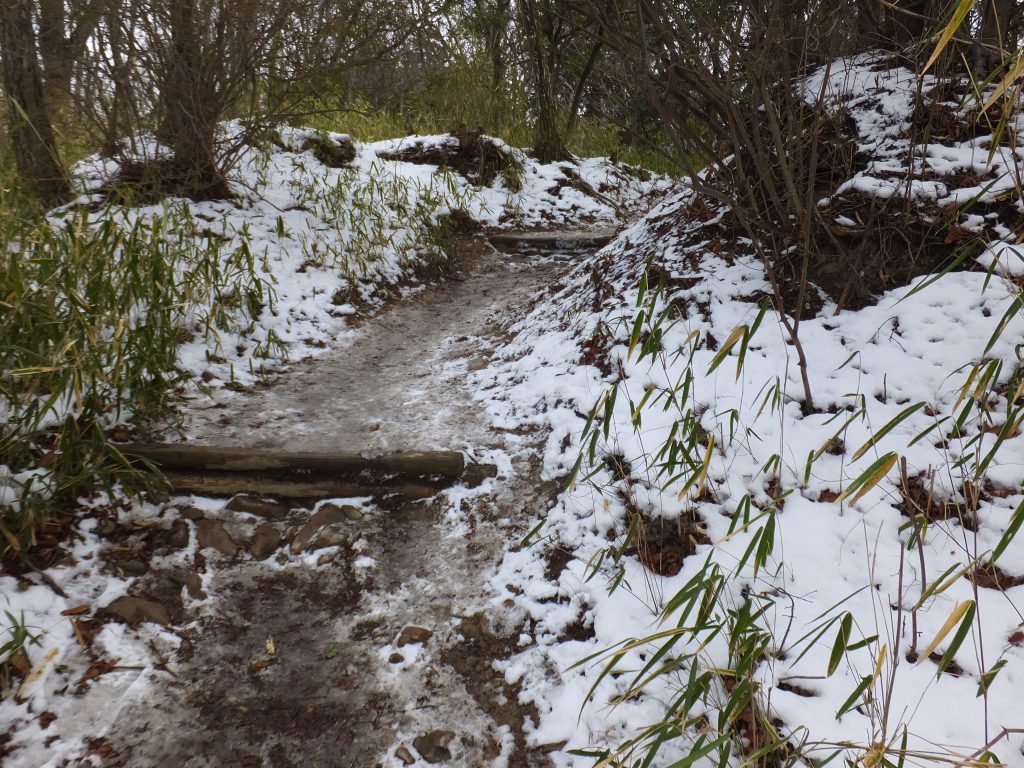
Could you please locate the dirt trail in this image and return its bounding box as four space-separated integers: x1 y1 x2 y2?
102 240 587 767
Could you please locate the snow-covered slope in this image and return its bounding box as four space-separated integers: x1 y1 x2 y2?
476 55 1024 766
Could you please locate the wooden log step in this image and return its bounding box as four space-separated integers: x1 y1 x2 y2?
121 443 465 478
487 228 617 248
162 471 443 501
119 444 498 499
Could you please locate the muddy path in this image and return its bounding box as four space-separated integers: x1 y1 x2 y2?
101 239 591 767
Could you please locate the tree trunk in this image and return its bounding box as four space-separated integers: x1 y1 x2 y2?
101 0 130 157
972 0 1016 75
160 0 229 199
38 0 72 112
878 0 947 48
521 0 570 163
0 0 68 203
38 0 103 115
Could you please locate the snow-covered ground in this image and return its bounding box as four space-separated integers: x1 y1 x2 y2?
473 56 1024 766
5 54 1024 767
0 132 668 766
69 128 669 391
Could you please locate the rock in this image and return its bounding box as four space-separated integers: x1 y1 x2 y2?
102 596 170 627
311 526 349 551
178 506 205 521
185 572 207 600
483 738 502 760
290 504 358 553
389 652 404 664
109 425 134 442
316 552 336 566
196 519 237 556
397 625 433 647
168 519 190 549
413 731 456 764
395 746 416 765
464 462 499 487
118 559 149 577
226 495 291 519
95 517 117 536
249 524 282 560
249 658 274 674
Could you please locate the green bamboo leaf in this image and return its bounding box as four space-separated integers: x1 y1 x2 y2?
917 599 974 666
990 498 1024 565
977 658 1007 697
934 601 976 678
665 734 730 768
707 324 746 375
984 54 1024 112
837 452 898 505
828 612 853 676
835 675 873 719
851 403 925 461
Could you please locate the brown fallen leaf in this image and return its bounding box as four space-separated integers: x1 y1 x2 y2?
61 604 91 617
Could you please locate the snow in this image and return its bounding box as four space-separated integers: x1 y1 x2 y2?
56 126 668 400
471 56 1024 767
0 129 667 766
0 500 182 767
5 53 1024 766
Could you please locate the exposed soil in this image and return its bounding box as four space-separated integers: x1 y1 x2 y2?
377 129 521 188
93 238 590 767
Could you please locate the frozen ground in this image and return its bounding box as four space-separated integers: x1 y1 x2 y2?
0 239 601 768
5 55 1024 768
95 250 577 768
0 129 665 766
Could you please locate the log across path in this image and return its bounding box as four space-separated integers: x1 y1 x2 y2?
121 443 498 499
101 236 593 767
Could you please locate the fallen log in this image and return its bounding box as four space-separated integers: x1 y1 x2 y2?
121 443 465 478
487 228 617 248
118 443 497 499
163 471 442 501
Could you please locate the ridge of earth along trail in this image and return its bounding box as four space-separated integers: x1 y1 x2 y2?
98 232 609 767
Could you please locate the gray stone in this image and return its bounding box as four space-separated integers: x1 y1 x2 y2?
118 559 149 577
290 504 358 553
196 519 238 556
168 519 190 549
226 495 291 519
177 506 205 521
311 526 349 551
185 572 207 600
249 524 282 560
316 552 336 566
413 731 456 764
103 596 170 627
395 746 416 765
397 625 433 647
